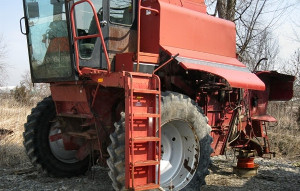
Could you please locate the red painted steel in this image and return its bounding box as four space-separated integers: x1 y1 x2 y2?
248 72 295 155
70 0 111 75
125 73 161 189
251 115 277 122
160 44 265 91
26 0 296 189
49 133 63 142
115 53 135 72
159 1 236 58
152 56 175 74
159 0 206 13
137 0 160 72
140 1 160 54
255 71 295 101
179 60 265 90
204 92 236 156
157 1 265 91
237 157 255 168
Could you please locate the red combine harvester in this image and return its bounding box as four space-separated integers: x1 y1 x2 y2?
21 0 294 190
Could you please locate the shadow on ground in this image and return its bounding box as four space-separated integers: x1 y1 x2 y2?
202 158 300 191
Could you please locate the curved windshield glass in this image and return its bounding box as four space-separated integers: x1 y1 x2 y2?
25 0 72 80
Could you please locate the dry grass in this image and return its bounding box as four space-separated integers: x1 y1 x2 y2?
0 96 32 167
268 101 300 159
0 96 299 168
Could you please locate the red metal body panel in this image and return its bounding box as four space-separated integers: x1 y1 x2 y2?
251 115 277 122
51 82 124 125
255 71 295 101
115 53 135 72
159 1 236 58
162 46 244 68
179 60 265 91
156 1 265 91
51 84 93 118
159 0 206 13
250 71 295 118
51 84 89 102
206 95 235 156
140 1 160 54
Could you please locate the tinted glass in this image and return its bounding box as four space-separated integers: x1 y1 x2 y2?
110 0 133 25
25 0 72 80
74 0 103 59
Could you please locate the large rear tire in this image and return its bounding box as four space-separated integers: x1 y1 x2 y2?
107 92 213 190
107 112 126 191
23 97 90 177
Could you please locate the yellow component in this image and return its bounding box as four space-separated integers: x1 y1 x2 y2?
98 78 104 83
136 96 143 99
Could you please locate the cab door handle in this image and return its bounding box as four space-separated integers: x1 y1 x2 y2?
20 17 29 35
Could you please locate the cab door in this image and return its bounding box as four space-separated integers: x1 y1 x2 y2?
72 0 109 70
107 0 137 61
71 0 136 71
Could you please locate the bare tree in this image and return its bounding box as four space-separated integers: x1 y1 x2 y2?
205 0 293 70
282 49 300 86
21 71 50 98
0 34 7 86
242 29 279 71
292 19 300 43
206 0 236 21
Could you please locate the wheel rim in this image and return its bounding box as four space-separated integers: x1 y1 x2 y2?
160 119 200 190
48 121 79 163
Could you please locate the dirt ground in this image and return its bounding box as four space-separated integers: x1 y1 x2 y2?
0 155 299 191
203 155 300 191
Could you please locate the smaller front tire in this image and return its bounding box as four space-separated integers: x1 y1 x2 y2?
23 97 90 177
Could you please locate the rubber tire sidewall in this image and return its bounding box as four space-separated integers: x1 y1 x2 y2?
161 92 213 190
24 97 90 177
107 92 213 190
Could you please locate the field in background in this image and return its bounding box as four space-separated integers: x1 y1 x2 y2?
0 96 300 168
0 96 33 167
268 101 300 159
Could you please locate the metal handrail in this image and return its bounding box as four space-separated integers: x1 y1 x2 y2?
153 74 161 185
70 0 111 76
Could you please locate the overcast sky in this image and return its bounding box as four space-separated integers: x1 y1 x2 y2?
272 1 300 59
0 0 299 86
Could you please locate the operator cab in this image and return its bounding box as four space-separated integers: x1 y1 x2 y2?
22 0 136 83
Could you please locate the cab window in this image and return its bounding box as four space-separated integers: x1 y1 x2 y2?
110 0 133 25
74 0 103 59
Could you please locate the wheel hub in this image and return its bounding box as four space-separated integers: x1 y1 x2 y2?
48 121 79 163
160 119 200 190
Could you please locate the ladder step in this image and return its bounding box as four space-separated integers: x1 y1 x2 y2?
133 160 160 167
131 136 160 143
128 72 153 77
132 113 160 118
137 52 159 64
134 183 160 191
133 89 159 94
